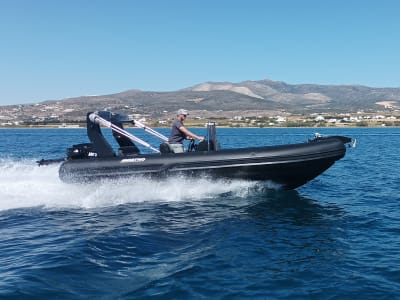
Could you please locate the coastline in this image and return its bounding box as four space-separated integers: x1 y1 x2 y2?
1 125 398 129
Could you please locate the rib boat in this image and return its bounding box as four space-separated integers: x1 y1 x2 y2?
40 111 355 189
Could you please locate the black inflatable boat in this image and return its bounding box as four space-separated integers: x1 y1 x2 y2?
45 111 355 189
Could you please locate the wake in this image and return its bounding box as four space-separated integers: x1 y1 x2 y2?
0 158 271 211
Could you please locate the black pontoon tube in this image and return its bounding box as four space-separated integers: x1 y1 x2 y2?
133 119 168 142
89 113 161 153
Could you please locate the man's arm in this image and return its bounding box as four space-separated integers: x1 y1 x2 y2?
179 126 204 140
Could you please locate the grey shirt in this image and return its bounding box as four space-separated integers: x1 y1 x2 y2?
168 120 186 143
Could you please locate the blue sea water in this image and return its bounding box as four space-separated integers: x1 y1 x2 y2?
0 127 399 299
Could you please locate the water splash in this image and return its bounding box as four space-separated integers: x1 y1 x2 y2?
0 159 262 211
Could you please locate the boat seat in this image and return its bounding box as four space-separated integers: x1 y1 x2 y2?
159 142 184 154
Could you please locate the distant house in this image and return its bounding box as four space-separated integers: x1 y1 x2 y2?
276 116 286 123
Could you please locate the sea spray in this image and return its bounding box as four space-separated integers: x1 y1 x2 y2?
0 158 260 211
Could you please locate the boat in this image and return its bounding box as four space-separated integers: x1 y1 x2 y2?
39 111 355 189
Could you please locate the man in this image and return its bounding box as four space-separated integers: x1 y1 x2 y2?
168 109 203 152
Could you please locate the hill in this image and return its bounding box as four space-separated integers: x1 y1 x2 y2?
1 79 399 123
54 79 400 115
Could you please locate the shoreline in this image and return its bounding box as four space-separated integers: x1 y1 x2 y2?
1 125 399 129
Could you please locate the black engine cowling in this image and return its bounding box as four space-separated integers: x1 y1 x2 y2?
67 143 97 159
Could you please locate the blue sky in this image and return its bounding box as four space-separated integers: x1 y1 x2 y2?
1 0 399 105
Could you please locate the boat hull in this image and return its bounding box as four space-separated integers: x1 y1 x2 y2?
59 137 347 189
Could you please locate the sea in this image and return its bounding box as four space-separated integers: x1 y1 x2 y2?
0 127 399 299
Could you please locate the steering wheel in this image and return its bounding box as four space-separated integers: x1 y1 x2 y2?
188 139 197 152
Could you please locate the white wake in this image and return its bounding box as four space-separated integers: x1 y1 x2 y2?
0 158 264 211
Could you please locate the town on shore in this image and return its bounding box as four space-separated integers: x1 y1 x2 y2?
1 109 399 128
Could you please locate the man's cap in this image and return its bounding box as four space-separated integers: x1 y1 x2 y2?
177 109 189 115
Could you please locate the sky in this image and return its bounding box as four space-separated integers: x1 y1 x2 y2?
1 0 400 105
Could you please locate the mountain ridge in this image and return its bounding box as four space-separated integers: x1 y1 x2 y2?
1 79 399 122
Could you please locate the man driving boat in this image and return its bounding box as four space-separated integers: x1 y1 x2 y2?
168 109 204 153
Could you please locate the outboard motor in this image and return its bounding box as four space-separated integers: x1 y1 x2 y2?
67 143 97 159
197 122 220 151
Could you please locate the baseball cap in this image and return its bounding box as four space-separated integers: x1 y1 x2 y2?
177 109 189 115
